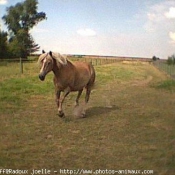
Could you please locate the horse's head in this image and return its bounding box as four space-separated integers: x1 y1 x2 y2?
38 51 54 81
38 51 67 81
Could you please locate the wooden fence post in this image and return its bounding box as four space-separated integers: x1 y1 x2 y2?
96 59 98 66
20 57 23 74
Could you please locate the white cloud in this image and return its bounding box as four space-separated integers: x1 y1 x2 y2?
77 28 96 37
0 0 7 5
169 32 175 43
144 1 175 33
165 7 175 18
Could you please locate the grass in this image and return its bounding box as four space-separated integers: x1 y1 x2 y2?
0 61 175 174
155 79 175 92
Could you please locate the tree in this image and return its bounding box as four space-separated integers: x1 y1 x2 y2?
152 55 160 61
167 54 175 65
0 30 8 59
2 0 46 58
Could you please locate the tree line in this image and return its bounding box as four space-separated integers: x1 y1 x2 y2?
0 0 46 59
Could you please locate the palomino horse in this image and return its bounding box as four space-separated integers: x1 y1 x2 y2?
38 51 95 117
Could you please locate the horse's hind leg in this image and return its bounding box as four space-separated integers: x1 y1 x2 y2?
75 89 83 106
80 87 91 117
85 88 91 104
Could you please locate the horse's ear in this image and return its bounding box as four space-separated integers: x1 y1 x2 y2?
49 51 52 57
42 50 45 54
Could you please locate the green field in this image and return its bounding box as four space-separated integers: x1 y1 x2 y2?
0 60 175 174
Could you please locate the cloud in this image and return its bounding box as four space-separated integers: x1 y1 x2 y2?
169 32 175 43
165 7 175 18
77 28 96 37
0 0 7 5
144 1 175 33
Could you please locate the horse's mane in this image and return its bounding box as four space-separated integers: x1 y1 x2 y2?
38 53 47 65
52 52 67 66
38 52 67 66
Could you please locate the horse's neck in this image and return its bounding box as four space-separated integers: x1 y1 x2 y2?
52 60 74 77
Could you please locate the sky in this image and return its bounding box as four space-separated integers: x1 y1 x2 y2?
0 0 175 58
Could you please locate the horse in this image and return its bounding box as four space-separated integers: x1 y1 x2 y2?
38 51 95 117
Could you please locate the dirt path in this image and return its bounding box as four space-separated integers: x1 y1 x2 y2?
131 75 153 86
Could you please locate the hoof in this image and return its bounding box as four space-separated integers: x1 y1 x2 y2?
58 111 65 118
74 103 79 108
80 112 86 118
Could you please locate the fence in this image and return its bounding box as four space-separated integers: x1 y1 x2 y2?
153 60 175 79
0 57 122 74
0 58 35 74
68 56 121 66
0 56 152 74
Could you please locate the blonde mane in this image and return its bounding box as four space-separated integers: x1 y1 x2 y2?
52 52 67 66
38 53 47 65
38 52 67 66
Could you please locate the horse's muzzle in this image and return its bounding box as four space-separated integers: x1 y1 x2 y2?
39 74 45 81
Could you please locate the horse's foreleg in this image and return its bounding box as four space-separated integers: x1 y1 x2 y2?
55 90 63 117
75 89 83 107
58 91 70 117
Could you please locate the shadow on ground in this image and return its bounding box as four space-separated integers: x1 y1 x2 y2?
86 105 120 117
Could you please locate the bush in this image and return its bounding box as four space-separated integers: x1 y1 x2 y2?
167 54 175 65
